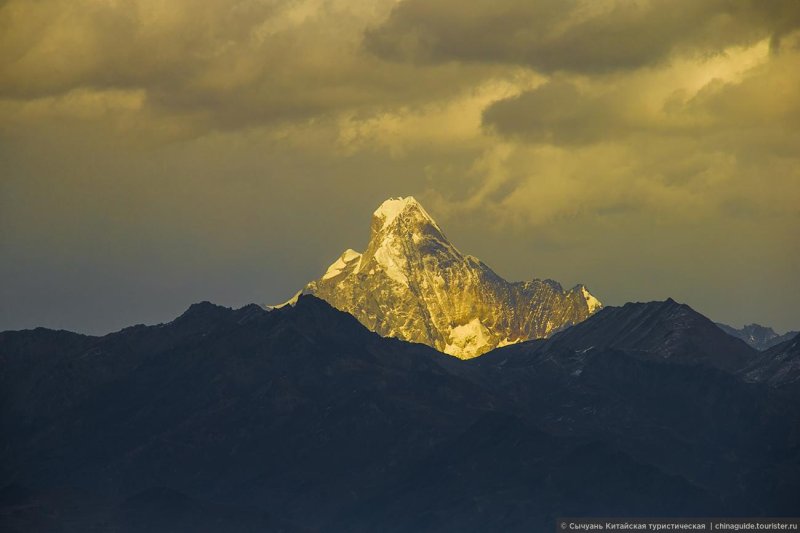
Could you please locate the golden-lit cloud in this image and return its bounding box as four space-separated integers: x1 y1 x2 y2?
482 38 800 144
0 0 505 131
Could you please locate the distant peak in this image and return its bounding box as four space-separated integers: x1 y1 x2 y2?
659 297 687 310
176 301 231 322
372 196 440 232
744 323 773 332
182 301 225 315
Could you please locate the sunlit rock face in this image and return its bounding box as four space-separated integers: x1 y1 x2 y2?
305 197 601 358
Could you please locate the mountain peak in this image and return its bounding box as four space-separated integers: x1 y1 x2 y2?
304 197 601 358
373 196 436 229
547 299 756 371
358 196 457 289
716 322 799 351
370 196 445 241
178 301 227 319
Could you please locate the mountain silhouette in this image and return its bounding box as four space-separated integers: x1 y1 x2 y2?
1 296 798 531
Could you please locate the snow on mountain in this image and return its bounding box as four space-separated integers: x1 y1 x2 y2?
582 286 602 314
303 196 601 358
265 290 303 310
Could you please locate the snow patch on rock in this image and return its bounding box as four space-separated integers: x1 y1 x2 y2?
322 249 362 280
444 318 492 358
582 286 602 313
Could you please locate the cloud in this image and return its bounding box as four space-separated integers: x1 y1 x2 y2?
482 80 626 145
335 71 541 156
0 0 501 132
1 0 798 333
366 0 800 73
482 35 800 147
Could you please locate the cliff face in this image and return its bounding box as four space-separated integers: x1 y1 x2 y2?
305 197 600 358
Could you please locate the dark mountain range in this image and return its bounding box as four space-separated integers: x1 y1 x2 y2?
1 296 798 532
740 332 800 388
459 301 800 513
530 298 758 371
716 322 799 351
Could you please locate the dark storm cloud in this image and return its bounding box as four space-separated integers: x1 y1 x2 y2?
481 81 623 144
365 0 800 73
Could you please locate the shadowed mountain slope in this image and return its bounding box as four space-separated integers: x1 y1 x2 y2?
2 296 798 531
534 298 758 372
741 332 800 388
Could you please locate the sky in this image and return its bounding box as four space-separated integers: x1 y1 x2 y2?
1 0 799 334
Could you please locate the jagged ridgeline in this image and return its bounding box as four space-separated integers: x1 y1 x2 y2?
300 197 601 358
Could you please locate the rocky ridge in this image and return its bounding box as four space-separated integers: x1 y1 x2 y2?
303 196 600 358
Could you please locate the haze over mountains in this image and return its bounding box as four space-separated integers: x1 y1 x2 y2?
304 197 601 358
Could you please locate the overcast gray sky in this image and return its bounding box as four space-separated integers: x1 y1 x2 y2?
1 0 799 334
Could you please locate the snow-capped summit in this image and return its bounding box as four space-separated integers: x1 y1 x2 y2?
372 196 441 233
305 197 602 358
